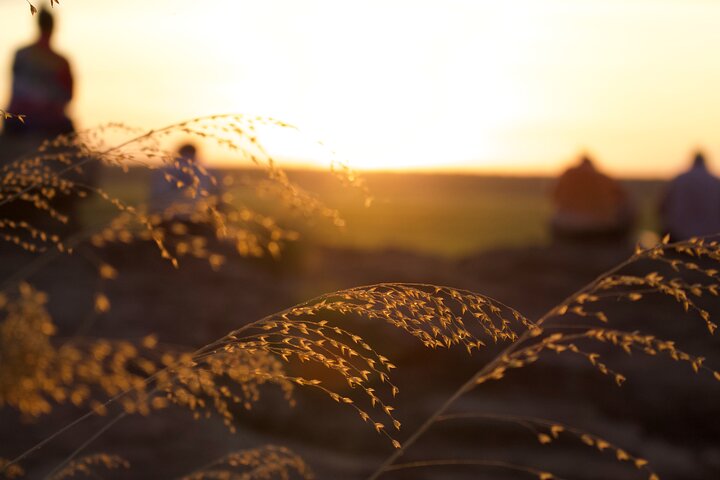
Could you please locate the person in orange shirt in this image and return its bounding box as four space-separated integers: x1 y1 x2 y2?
551 154 635 241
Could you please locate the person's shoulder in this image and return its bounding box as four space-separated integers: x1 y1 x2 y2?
672 169 693 181
13 44 68 65
597 170 616 181
709 171 720 185
670 168 715 186
557 165 578 179
46 48 71 67
13 44 36 60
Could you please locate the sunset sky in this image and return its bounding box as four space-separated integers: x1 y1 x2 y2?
2 0 720 177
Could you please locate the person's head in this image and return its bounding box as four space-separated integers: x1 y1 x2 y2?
579 154 595 169
692 151 707 169
178 143 197 163
38 8 54 39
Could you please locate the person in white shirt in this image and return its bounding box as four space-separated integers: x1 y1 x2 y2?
660 151 720 241
149 143 221 226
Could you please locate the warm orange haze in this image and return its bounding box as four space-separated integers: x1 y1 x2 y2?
2 2 720 480
2 0 720 176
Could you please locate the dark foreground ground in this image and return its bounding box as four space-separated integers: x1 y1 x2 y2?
1 238 719 479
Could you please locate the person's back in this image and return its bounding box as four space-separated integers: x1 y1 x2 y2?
149 144 221 221
0 8 90 234
660 152 720 240
3 8 73 138
551 155 634 240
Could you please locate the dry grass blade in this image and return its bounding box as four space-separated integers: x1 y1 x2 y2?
437 412 659 479
0 459 23 479
155 348 295 432
0 114 364 263
368 237 720 480
274 283 535 350
47 453 129 480
0 281 295 422
0 109 25 124
0 112 372 475
179 283 534 447
0 282 152 417
383 460 566 480
471 237 720 387
179 445 313 480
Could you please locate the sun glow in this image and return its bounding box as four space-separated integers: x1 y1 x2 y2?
2 0 720 176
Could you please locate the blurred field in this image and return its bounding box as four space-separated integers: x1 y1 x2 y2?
5 164 718 479
85 168 665 257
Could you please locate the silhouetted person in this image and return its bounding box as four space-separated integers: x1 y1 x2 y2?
551 154 635 242
3 8 74 138
660 151 720 241
0 8 95 234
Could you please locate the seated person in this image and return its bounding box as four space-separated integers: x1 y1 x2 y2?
551 154 635 241
659 151 720 241
149 143 222 234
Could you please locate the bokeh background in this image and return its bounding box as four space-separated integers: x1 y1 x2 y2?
1 1 719 479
